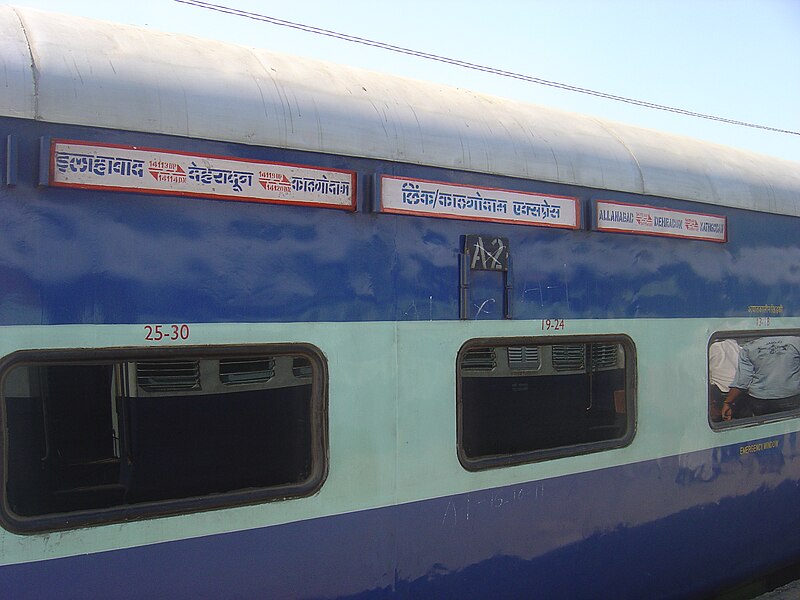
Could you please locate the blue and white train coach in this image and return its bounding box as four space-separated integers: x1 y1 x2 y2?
1 6 800 599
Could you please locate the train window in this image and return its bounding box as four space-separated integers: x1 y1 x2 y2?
708 331 800 428
457 337 635 470
0 345 327 533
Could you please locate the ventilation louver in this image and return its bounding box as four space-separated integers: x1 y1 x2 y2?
292 357 313 378
591 344 618 371
508 346 541 370
552 344 586 371
137 361 200 392
461 348 497 371
219 358 275 385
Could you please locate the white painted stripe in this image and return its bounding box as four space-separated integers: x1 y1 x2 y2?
0 317 798 564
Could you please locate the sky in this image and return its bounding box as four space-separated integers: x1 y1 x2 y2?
8 0 800 163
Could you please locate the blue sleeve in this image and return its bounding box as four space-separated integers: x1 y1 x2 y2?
730 346 753 390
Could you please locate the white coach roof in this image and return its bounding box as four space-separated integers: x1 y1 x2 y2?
1 5 798 216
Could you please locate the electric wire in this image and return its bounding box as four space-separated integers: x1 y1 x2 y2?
174 0 799 137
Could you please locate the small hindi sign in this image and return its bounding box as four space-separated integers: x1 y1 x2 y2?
380 175 579 229
49 140 356 210
595 200 726 242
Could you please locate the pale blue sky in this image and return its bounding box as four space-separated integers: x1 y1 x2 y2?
10 0 800 162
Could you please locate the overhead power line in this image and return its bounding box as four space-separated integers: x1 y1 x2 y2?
175 0 799 137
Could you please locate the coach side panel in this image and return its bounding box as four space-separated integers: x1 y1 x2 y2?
1 117 799 598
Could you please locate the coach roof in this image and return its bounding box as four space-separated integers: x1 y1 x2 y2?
1 5 798 216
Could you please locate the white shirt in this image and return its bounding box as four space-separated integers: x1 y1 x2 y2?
709 339 740 393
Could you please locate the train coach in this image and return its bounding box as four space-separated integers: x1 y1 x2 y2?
1 6 800 599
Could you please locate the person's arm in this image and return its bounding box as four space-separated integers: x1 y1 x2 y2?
722 387 744 421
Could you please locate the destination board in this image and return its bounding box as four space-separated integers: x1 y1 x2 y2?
380 175 579 229
48 140 356 210
595 200 726 242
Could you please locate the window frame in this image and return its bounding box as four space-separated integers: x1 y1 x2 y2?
0 343 328 534
708 329 800 431
457 335 637 471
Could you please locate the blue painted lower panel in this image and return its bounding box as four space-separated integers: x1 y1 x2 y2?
2 436 800 599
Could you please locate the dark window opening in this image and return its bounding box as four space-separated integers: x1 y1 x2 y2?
1 346 327 533
458 338 635 470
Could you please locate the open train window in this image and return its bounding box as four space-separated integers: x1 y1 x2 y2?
708 331 800 429
0 345 327 533
457 337 636 470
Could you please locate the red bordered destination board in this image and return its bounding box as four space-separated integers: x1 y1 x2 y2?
380 175 580 229
49 140 356 211
595 200 727 242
